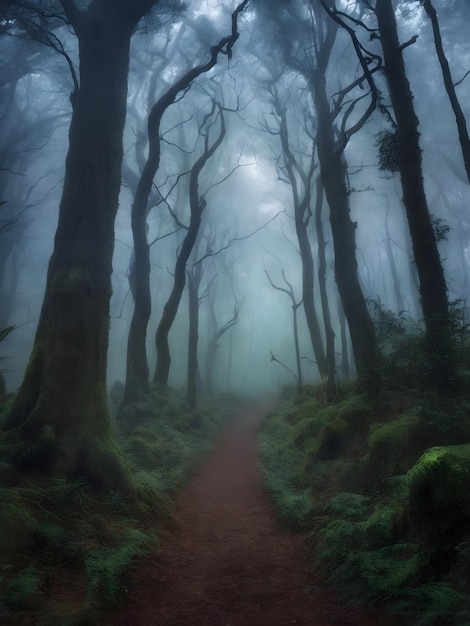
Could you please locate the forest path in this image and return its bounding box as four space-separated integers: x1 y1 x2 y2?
112 401 385 626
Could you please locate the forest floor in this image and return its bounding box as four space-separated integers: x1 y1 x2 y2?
110 401 392 626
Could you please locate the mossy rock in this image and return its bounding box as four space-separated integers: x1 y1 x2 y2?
336 394 372 425
406 443 470 581
407 444 470 534
286 398 323 425
368 414 419 475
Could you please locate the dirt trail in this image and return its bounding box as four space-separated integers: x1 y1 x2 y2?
113 402 385 625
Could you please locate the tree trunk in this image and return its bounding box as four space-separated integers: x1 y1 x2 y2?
313 71 381 380
154 216 201 387
276 104 327 378
383 201 405 314
315 176 336 396
205 294 218 395
376 0 451 381
338 296 350 379
297 216 328 378
125 0 248 401
292 301 303 387
187 265 202 409
153 105 225 387
3 11 135 489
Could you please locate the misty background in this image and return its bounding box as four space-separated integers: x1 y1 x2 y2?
1 0 469 396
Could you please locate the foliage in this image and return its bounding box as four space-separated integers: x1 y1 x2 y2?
259 362 470 625
0 388 235 622
85 527 154 607
431 215 451 242
376 129 400 172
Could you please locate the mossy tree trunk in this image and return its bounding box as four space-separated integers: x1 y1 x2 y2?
2 2 156 488
376 0 451 384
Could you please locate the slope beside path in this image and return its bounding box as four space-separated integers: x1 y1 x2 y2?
112 401 387 625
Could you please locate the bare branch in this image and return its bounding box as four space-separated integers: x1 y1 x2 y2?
455 70 470 88
192 209 285 265
270 351 298 381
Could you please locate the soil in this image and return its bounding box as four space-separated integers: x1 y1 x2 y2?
111 401 393 626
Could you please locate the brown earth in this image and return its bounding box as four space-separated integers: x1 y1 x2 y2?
111 401 395 626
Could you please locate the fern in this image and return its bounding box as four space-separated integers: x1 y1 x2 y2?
5 565 40 609
350 544 423 593
262 473 312 529
387 583 465 623
85 527 155 608
358 504 400 543
326 492 373 520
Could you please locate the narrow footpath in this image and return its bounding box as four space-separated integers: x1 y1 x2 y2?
113 402 387 625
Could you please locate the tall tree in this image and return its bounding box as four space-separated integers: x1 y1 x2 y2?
272 93 328 378
308 1 381 380
314 175 336 395
254 0 382 378
3 0 173 489
375 0 451 383
186 261 203 409
420 0 470 184
123 0 250 405
154 101 226 387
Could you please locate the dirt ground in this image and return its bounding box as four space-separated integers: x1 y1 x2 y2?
111 401 396 626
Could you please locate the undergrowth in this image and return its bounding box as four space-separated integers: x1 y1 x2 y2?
259 307 470 626
0 387 235 623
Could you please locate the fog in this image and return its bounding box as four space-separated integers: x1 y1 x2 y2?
1 0 470 398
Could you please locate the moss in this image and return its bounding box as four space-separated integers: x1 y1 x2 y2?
293 384 317 404
316 416 350 460
287 405 335 448
407 444 470 530
359 504 403 544
336 394 372 423
368 414 419 474
126 432 164 467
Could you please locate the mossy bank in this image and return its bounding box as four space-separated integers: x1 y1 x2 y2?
0 387 239 624
259 381 470 626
